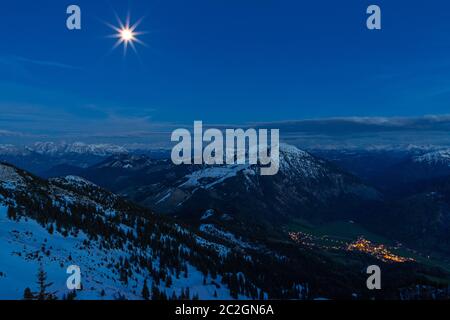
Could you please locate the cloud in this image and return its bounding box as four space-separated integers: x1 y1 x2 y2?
0 129 24 137
0 101 172 143
14 56 80 70
4 108 450 149
0 55 79 70
245 115 450 150
251 114 450 132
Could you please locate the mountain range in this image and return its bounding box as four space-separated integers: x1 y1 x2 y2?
2 142 450 299
1 162 311 299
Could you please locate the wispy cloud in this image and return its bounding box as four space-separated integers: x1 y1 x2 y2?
15 56 80 70
0 55 80 70
4 106 450 149
0 129 24 137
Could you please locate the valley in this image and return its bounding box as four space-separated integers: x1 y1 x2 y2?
2 142 450 299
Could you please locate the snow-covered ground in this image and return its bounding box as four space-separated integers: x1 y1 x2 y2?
181 165 251 189
199 224 258 250
0 203 236 300
413 149 450 165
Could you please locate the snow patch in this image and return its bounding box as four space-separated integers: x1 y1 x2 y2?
200 209 215 220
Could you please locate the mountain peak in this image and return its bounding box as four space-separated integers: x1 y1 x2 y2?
30 142 129 156
279 143 310 157
0 162 27 188
413 149 450 165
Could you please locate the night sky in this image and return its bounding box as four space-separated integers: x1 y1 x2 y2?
1 0 450 142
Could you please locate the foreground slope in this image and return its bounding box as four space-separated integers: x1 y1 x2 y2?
2 158 450 300
0 162 316 300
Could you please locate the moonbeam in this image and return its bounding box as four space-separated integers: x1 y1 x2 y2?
171 121 279 176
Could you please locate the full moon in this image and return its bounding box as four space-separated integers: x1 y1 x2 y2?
106 14 146 56
120 28 135 42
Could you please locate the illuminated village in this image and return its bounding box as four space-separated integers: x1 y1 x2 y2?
346 237 414 263
288 231 415 263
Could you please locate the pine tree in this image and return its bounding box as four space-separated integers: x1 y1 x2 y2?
64 290 77 300
142 279 150 300
7 206 17 220
259 289 265 300
229 273 239 299
151 282 160 300
36 265 57 300
48 224 54 235
23 287 34 300
166 275 172 288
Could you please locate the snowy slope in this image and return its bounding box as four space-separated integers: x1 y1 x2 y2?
0 163 227 300
0 201 235 299
1 163 308 300
0 200 240 300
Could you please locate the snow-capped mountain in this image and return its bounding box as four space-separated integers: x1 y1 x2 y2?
314 147 450 195
1 156 449 300
413 149 450 166
0 143 131 178
0 142 128 157
28 142 128 157
376 149 450 195
0 162 318 300
73 144 380 229
96 154 154 170
0 144 28 156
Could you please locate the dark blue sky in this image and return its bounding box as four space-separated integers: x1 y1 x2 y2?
1 0 450 142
